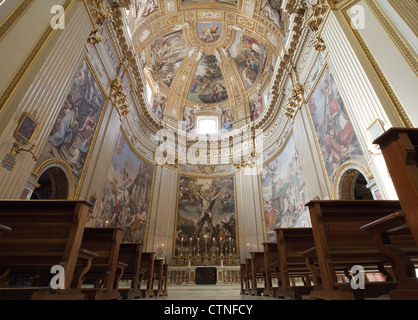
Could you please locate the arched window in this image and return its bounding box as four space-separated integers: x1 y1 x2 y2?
197 116 218 136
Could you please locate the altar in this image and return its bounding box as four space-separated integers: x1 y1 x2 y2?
195 267 217 285
167 265 241 285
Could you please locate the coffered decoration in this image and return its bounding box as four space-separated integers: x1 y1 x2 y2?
129 0 287 135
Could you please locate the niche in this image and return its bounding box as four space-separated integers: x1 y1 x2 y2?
339 169 373 200
31 167 70 199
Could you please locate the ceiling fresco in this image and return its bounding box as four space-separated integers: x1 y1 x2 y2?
131 0 286 135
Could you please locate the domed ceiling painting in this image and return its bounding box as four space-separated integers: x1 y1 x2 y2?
131 0 286 135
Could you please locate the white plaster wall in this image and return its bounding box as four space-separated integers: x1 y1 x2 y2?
376 0 418 53
0 0 67 96
346 0 418 126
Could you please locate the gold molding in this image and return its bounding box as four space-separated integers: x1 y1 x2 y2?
257 173 267 243
341 0 414 128
120 125 156 168
0 0 35 41
386 0 418 38
364 0 418 77
139 150 157 252
303 63 334 198
0 0 74 115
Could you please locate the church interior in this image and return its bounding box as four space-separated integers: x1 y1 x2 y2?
0 0 417 302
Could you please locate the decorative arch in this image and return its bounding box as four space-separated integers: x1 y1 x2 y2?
334 161 374 200
31 159 75 200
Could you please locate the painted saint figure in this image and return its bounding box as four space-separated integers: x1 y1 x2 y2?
193 189 219 239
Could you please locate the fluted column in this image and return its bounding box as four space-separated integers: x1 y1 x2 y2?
147 166 178 262
0 1 93 198
321 9 399 199
235 166 264 263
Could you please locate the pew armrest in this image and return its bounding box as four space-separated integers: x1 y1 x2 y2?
360 211 408 235
73 248 99 288
300 247 316 258
0 224 12 233
116 261 129 289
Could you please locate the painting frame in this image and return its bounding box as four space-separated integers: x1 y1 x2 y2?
259 133 311 242
172 173 239 260
94 127 156 246
305 65 366 197
15 112 38 145
37 56 109 199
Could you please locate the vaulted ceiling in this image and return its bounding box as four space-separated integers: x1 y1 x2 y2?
130 0 287 136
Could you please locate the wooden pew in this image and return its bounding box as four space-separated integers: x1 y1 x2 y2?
0 200 92 300
240 263 247 295
242 258 252 295
274 228 315 300
250 251 266 296
139 252 156 298
161 263 169 296
152 259 166 297
262 242 280 297
76 227 126 300
117 242 144 299
361 210 418 299
305 200 403 300
373 128 418 247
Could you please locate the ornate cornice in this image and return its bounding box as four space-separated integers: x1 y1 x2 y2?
106 1 164 131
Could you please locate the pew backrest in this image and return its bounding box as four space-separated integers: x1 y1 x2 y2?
0 200 91 288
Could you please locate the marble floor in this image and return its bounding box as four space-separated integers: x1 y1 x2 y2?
142 284 278 300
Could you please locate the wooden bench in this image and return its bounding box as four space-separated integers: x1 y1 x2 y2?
239 264 246 294
0 200 92 300
76 227 126 300
153 259 167 297
161 263 169 296
250 251 266 296
305 200 403 300
274 228 315 300
241 258 252 295
262 242 280 297
117 242 144 299
139 252 156 298
374 128 418 247
361 210 418 299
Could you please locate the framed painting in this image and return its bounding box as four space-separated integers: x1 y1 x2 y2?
174 175 238 258
307 66 365 189
260 135 311 241
96 131 155 243
38 59 107 194
15 113 38 145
